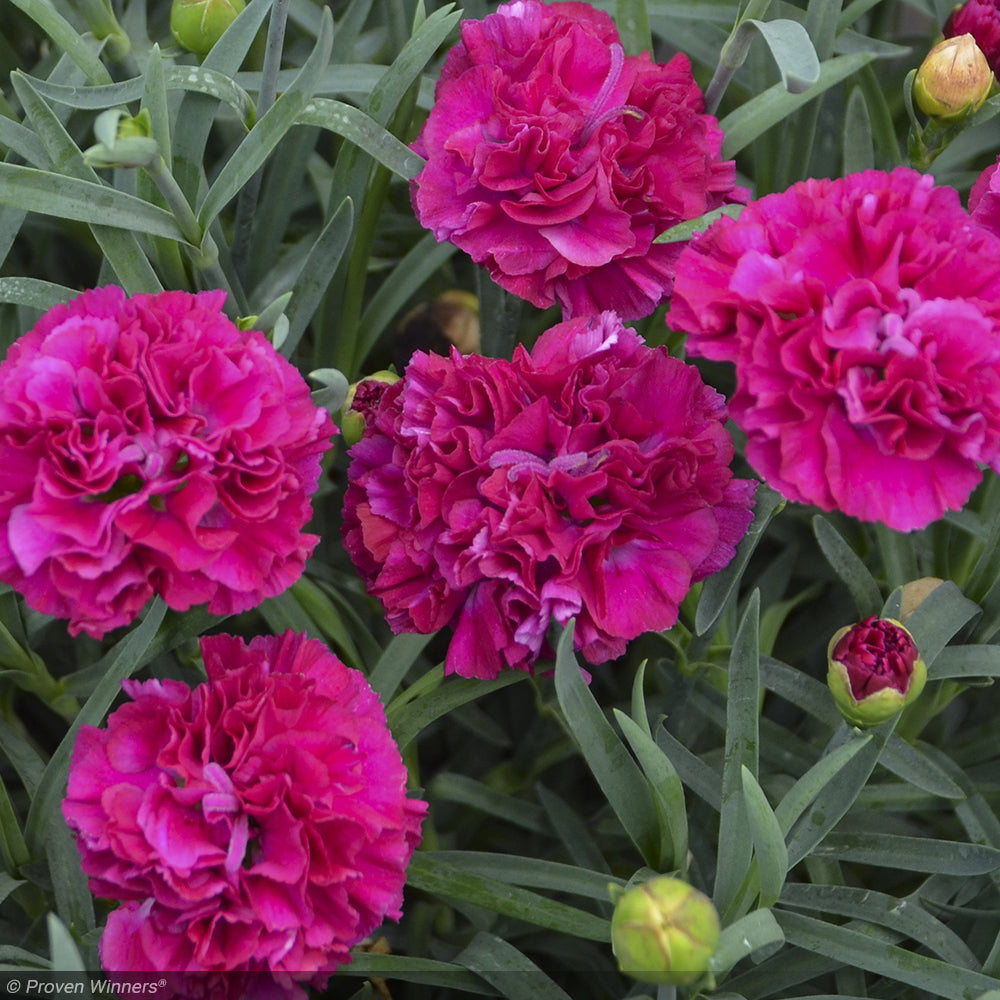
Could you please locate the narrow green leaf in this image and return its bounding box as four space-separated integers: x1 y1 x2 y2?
715 592 760 915
614 709 689 872
709 908 785 977
340 953 496 994
10 70 163 294
0 163 185 241
842 85 874 173
46 816 94 936
426 851 623 902
930 644 1000 680
879 736 964 800
776 910 1000 999
536 784 611 874
812 516 882 618
655 203 745 243
743 19 821 92
353 235 456 369
16 68 253 126
615 0 653 55
456 933 574 1000
655 723 723 811
197 9 334 231
0 873 25 906
24 599 168 854
388 671 525 751
780 883 980 969
330 0 375 64
773 734 871 835
405 853 610 942
0 773 29 871
902 581 980 667
721 52 878 157
429 775 549 835
9 0 112 84
554 623 660 867
172 0 275 202
296 98 423 179
760 654 841 728
784 728 885 868
0 117 50 169
141 47 172 171
0 278 74 311
47 913 86 972
696 485 784 636
813 832 1000 874
364 4 462 127
367 632 434 703
282 196 354 358
629 660 652 739
741 766 788 908
0 724 46 797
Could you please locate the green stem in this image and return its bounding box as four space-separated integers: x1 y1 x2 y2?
703 0 774 114
76 0 131 61
145 156 204 247
145 156 237 298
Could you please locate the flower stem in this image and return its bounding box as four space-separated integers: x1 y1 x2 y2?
144 156 238 298
703 0 774 115
76 0 131 61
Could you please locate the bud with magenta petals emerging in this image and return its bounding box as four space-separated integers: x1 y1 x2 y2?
914 35 993 120
827 616 927 728
340 371 400 447
171 0 246 56
610 877 720 986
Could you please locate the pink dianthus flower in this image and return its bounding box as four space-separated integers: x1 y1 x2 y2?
0 287 335 637
669 167 1000 531
945 0 1000 75
62 631 426 993
342 311 756 678
410 0 745 321
970 154 1000 235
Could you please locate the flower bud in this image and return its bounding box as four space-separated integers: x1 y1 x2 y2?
610 877 720 986
83 109 160 169
394 290 480 370
913 35 993 120
827 617 927 728
171 0 246 56
899 576 944 621
340 371 400 447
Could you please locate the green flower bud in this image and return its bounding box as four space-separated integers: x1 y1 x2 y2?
340 371 400 447
610 877 720 986
914 35 993 121
827 616 927 728
171 0 246 56
83 109 159 169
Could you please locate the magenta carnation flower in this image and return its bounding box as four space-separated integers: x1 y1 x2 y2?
945 0 1000 75
410 0 745 321
62 631 426 991
669 167 1000 531
0 286 335 637
342 311 756 678
970 154 1000 235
